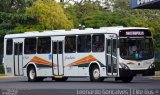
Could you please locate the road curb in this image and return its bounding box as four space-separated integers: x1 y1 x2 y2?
150 76 160 80
0 76 15 78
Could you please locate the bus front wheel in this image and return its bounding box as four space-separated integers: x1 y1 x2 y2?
27 66 44 82
89 65 104 82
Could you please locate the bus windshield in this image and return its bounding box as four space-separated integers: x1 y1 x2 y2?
120 38 154 60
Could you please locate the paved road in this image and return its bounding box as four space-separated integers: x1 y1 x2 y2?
0 77 160 95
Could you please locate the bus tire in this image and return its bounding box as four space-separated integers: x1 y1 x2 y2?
27 66 41 82
121 76 133 83
89 65 104 82
55 77 68 82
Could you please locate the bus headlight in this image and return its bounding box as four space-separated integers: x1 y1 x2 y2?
120 63 130 70
149 63 155 69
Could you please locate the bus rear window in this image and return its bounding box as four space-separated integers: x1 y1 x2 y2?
6 39 13 55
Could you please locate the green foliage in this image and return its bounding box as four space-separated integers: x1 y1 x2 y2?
0 0 35 13
26 0 73 30
74 2 101 19
64 3 79 28
0 0 74 33
0 0 160 51
64 2 102 28
0 12 37 34
0 65 4 74
65 0 160 51
155 61 160 71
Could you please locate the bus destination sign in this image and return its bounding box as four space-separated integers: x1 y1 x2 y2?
119 29 151 37
126 31 144 36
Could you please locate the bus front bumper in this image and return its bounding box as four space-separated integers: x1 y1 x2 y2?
119 68 155 77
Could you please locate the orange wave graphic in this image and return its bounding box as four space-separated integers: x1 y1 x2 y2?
30 56 57 66
67 55 97 66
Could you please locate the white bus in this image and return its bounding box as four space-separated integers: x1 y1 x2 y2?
3 27 155 82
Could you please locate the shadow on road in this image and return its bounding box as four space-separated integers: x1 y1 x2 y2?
0 77 154 84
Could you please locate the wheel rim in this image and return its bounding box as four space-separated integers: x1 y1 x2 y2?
93 68 100 79
29 69 35 80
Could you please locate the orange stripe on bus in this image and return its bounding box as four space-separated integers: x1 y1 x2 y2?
30 56 57 66
67 55 97 66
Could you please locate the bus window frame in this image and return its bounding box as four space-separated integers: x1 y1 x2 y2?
6 39 13 55
92 34 105 53
37 37 51 54
65 36 77 53
77 34 91 53
24 37 37 54
119 37 154 60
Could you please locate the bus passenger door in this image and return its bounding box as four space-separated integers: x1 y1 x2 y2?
52 40 64 76
106 34 118 76
14 42 23 76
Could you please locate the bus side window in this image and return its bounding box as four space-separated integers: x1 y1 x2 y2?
77 35 91 53
24 38 36 54
6 39 13 55
65 36 76 53
37 37 51 54
53 42 57 54
92 34 104 52
112 39 117 56
107 39 111 54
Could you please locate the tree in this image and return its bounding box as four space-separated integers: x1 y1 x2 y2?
0 0 36 34
26 0 73 30
64 2 102 28
0 0 35 13
65 0 160 51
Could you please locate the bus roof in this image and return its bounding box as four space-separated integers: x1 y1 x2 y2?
4 27 148 39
